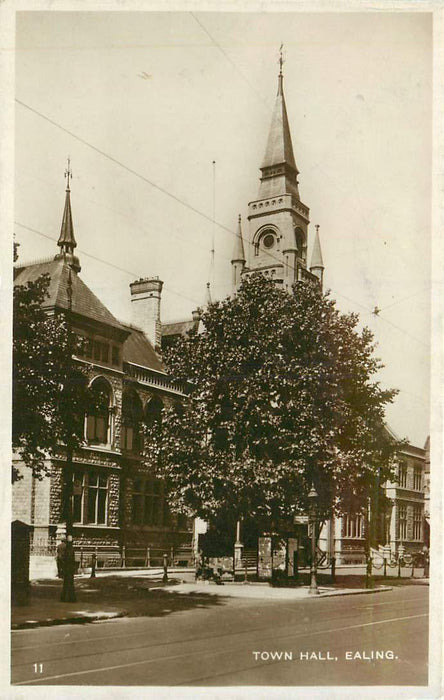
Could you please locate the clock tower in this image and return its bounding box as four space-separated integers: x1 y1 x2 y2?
232 54 323 292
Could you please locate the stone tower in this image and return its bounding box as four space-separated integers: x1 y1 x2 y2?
236 57 323 292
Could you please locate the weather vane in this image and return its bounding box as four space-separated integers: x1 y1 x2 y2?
65 157 72 190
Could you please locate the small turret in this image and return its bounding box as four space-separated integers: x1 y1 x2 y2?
310 225 324 286
54 158 81 273
231 215 246 292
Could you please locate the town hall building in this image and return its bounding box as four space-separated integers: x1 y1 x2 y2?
13 58 427 578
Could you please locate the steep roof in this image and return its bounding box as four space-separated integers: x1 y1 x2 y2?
122 323 164 372
261 74 298 173
231 215 246 263
14 258 128 333
162 319 196 337
310 226 324 270
258 71 300 200
14 257 168 373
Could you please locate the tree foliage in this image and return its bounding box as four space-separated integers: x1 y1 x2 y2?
150 274 402 528
13 272 91 481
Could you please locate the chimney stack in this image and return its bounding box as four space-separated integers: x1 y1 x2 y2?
129 276 163 350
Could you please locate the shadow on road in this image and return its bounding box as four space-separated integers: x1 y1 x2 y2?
18 576 228 620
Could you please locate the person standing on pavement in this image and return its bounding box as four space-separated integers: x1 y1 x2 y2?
56 537 66 578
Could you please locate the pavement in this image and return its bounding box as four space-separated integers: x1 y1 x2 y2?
12 585 430 686
10 567 427 630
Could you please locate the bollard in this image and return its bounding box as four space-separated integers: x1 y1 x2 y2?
398 557 402 578
244 558 248 584
162 553 168 583
90 553 96 578
383 557 387 578
330 556 336 584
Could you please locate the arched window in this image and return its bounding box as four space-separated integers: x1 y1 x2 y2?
122 390 143 453
86 378 112 446
295 228 305 261
145 396 164 431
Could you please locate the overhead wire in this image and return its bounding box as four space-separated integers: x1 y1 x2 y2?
15 97 429 349
14 221 201 307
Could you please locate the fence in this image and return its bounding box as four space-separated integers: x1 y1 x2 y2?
29 535 194 570
77 545 194 569
30 535 57 557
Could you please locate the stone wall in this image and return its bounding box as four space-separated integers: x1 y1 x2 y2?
12 464 33 523
49 462 64 525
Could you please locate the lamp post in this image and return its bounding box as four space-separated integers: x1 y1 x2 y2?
308 485 319 595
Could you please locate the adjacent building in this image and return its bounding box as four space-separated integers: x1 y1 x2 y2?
13 170 193 573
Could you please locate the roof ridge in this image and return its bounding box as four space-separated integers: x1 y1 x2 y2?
14 255 56 269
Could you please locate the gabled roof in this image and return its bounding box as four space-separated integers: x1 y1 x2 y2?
14 258 128 333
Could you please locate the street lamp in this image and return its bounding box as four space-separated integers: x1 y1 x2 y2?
308 485 319 595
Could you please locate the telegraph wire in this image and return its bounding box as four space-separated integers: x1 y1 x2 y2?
16 168 215 259
190 13 272 115
14 221 201 307
15 99 429 349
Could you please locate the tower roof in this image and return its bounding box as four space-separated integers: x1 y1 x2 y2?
261 73 298 174
231 214 246 263
310 225 324 270
55 159 80 272
258 57 300 200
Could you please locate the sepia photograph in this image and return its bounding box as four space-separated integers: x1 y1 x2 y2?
3 5 441 697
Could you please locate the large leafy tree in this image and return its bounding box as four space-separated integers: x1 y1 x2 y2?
13 271 91 482
150 274 401 532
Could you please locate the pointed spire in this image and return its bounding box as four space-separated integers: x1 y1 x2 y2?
55 158 80 272
231 214 246 263
310 225 324 285
258 47 300 200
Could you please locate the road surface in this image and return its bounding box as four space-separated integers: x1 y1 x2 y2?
12 585 428 686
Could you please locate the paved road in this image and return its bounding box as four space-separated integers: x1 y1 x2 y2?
11 585 428 687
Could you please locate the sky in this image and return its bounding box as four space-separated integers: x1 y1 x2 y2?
12 10 432 446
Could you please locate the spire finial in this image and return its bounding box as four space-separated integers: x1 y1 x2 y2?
277 44 284 95
65 156 72 191
279 43 284 76
55 158 80 273
315 224 320 234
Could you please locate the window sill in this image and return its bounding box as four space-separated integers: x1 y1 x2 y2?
73 524 120 530
83 445 122 457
